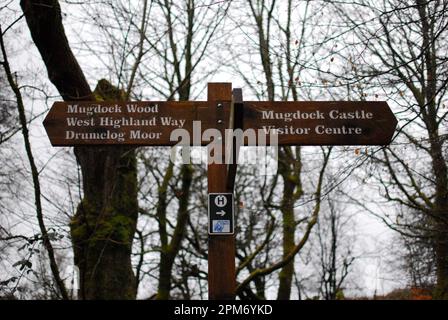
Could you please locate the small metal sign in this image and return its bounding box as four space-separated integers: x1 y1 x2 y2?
208 193 234 235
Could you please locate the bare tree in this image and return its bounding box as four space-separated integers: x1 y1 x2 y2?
315 196 356 300
329 0 448 298
230 0 333 300
80 0 231 299
20 0 139 299
1 19 69 299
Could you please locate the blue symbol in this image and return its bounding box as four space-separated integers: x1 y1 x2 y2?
214 221 224 232
212 220 230 233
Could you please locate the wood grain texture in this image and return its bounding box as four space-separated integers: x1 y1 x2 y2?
44 100 396 147
43 101 230 146
226 88 244 192
207 83 236 300
243 101 397 145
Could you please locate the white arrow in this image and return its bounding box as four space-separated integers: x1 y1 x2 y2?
217 210 226 216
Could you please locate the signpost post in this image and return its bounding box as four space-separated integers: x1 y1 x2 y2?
43 82 397 300
206 83 236 299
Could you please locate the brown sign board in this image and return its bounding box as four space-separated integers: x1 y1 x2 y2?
43 101 231 146
243 101 397 145
43 100 397 147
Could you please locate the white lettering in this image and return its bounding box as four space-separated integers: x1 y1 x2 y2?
67 117 95 126
66 104 121 114
174 304 208 318
262 125 310 135
99 117 156 128
130 130 162 140
329 109 374 120
315 125 362 135
160 117 186 127
261 110 324 121
65 130 125 142
126 104 158 113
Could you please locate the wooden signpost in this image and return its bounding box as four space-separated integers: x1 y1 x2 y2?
43 82 397 300
243 101 396 145
43 100 231 146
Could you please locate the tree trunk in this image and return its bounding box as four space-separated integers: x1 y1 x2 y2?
421 1 448 295
277 175 295 300
21 0 138 299
72 145 138 299
276 146 302 300
430 138 448 299
277 225 294 300
156 165 193 300
435 233 448 299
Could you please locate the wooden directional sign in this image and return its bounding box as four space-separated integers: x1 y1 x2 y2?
43 101 230 146
43 83 398 301
43 100 396 147
243 101 397 145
